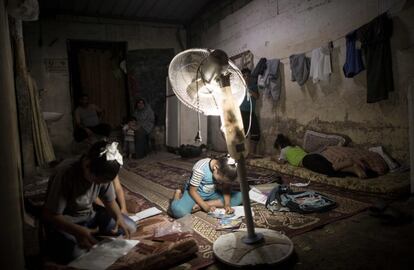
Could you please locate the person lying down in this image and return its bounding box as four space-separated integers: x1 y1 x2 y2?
273 134 369 178
169 156 242 218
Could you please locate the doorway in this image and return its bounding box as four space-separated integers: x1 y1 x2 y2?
67 40 129 128
127 48 175 127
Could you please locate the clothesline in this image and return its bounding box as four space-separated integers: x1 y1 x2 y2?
245 7 399 63
242 31 345 65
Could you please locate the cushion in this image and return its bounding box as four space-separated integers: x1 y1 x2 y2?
321 146 389 175
303 130 347 153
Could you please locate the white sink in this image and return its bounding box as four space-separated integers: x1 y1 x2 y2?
42 112 64 123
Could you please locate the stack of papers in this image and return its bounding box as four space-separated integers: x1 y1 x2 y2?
249 187 268 205
68 238 139 270
130 207 162 222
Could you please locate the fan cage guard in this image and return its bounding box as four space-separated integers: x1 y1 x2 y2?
168 49 247 116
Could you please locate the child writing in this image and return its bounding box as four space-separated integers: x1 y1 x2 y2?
42 141 136 264
169 156 242 218
122 116 137 158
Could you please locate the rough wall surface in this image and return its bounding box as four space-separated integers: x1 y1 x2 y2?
24 16 185 156
189 0 414 162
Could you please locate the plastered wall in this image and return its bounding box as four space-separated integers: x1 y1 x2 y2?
190 0 414 161
24 16 185 156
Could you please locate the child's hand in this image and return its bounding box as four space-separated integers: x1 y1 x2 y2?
75 227 98 250
224 205 234 214
206 205 216 213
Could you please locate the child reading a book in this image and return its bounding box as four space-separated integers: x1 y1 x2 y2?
169 156 242 218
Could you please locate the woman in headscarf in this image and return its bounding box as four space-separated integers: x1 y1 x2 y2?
132 98 155 158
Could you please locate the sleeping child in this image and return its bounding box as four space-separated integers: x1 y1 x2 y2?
273 133 368 178
169 156 242 218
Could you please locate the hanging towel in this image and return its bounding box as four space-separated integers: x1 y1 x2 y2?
290 54 310 86
251 58 267 78
357 13 394 103
262 59 281 101
343 31 365 78
309 44 332 83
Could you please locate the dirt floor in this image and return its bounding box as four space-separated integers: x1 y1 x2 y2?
23 151 414 270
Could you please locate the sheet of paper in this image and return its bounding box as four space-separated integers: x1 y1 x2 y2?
68 238 139 270
230 205 254 219
130 207 162 222
249 187 268 205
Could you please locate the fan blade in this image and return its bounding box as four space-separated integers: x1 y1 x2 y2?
186 77 204 102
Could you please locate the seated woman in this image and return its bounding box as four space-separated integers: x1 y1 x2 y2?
133 98 155 159
74 94 111 142
273 134 368 178
169 156 242 218
42 141 136 264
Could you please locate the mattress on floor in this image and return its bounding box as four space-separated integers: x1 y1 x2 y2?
247 157 410 194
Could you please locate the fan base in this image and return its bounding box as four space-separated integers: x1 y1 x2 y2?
213 228 294 267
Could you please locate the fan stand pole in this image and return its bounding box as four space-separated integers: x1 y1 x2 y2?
213 154 294 267
237 155 263 244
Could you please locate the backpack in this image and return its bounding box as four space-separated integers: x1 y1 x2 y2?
265 185 337 214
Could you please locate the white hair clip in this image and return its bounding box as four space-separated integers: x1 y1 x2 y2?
99 142 123 165
227 155 237 166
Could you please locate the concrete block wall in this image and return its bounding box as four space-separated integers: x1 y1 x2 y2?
23 16 185 156
189 0 414 162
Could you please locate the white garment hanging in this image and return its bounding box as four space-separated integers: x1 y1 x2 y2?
309 44 332 83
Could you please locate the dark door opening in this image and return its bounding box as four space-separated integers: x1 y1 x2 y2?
127 48 175 127
67 40 129 128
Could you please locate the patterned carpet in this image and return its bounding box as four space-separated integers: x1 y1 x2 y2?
120 156 373 267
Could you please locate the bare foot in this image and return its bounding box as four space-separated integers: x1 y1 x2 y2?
192 204 201 213
173 189 182 200
352 164 367 179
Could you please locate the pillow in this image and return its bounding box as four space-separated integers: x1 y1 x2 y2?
303 130 346 153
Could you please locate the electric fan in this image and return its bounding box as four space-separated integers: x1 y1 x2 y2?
168 49 293 267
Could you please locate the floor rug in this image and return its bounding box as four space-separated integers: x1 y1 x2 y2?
122 188 214 269
120 157 371 243
125 157 281 190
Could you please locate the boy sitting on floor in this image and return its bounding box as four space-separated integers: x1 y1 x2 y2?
42 141 136 264
169 156 242 218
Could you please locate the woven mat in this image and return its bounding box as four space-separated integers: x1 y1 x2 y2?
120 157 372 241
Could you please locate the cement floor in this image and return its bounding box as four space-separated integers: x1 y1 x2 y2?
208 197 414 270
23 151 414 270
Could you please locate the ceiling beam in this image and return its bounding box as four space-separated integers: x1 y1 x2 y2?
39 9 184 26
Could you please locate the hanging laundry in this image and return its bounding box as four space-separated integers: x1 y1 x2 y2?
241 51 254 71
309 43 332 83
357 13 394 103
251 57 267 78
343 31 365 78
261 59 282 101
290 54 310 86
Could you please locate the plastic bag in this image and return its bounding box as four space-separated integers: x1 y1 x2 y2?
154 215 193 237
